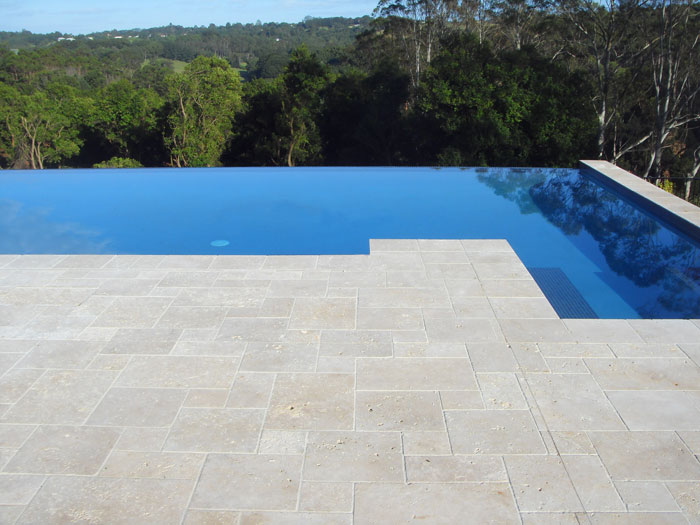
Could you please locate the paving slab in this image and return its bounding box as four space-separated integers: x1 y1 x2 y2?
0 240 699 522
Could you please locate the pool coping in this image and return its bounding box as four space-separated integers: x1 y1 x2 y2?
580 160 700 242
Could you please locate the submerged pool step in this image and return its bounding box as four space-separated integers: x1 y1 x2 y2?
529 267 599 319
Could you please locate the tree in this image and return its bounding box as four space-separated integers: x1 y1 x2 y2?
164 55 243 167
4 83 89 169
278 46 329 166
639 0 700 178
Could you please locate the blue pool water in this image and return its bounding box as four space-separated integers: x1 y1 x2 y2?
1 167 699 319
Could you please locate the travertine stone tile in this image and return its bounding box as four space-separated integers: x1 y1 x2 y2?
247 270 303 281
184 389 229 408
511 342 550 372
477 373 527 409
87 387 186 427
370 239 419 251
4 370 116 424
103 327 181 354
628 320 700 343
440 390 484 409
356 358 476 390
5 425 119 475
402 431 452 455
450 297 494 318
158 271 218 287
174 287 263 308
164 408 265 453
172 340 245 356
156 256 213 269
519 513 580 524
329 271 385 288
393 342 466 357
210 255 265 269
467 343 519 372
678 431 700 454
258 430 306 455
551 431 596 455
419 239 464 251
227 373 275 409
0 353 20 374
266 374 354 430
0 505 25 524
116 356 238 388
610 343 685 358
94 278 159 296
359 287 450 308
17 476 192 524
392 330 428 343
0 424 35 448
356 307 422 330
92 297 173 328
263 256 317 270
354 482 519 524
183 510 241 524
525 374 625 431
586 512 688 524
561 455 625 512
316 356 355 373
490 297 558 319
356 391 444 431
607 391 700 430
4 287 92 307
304 431 402 482
564 320 642 344
422 252 470 265
240 512 351 524
614 481 679 512
424 317 502 342
317 254 370 271
258 298 295 317
473 261 531 280
444 279 486 298
115 428 169 451
500 319 573 343
386 271 439 288
445 410 545 454
666 481 700 523
505 455 583 512
537 343 613 358
299 481 353 513
586 358 700 390
240 342 318 372
99 451 204 479
589 431 700 480
54 255 114 269
78 327 119 342
682 344 700 367
368 252 424 271
406 455 506 482
191 454 302 510
0 340 37 353
155 306 228 330
217 317 289 342
320 330 392 357
268 280 327 298
16 314 94 340
0 368 43 405
546 357 588 373
481 279 544 298
16 340 102 369
0 474 45 505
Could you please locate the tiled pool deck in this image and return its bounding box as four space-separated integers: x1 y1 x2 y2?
0 162 699 524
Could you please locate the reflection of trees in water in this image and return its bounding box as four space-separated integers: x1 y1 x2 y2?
478 169 700 318
0 199 108 254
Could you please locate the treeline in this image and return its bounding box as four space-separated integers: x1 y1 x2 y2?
0 2 698 202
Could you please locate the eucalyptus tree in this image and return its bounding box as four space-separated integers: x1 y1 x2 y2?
373 0 461 91
638 0 700 179
164 55 243 167
557 0 646 160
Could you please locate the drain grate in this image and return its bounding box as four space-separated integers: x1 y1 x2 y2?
528 267 599 319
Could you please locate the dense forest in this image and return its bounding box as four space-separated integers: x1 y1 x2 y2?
0 1 698 203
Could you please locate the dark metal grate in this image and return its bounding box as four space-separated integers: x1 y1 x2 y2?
528 267 599 319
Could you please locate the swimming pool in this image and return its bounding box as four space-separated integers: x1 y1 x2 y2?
1 167 699 319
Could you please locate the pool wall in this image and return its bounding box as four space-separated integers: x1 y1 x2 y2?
580 160 700 242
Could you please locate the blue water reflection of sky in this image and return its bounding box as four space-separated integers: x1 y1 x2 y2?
1 167 698 319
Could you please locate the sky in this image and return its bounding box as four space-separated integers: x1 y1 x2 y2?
0 0 379 35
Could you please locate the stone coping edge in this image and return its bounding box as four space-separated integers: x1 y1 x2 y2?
579 160 700 242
